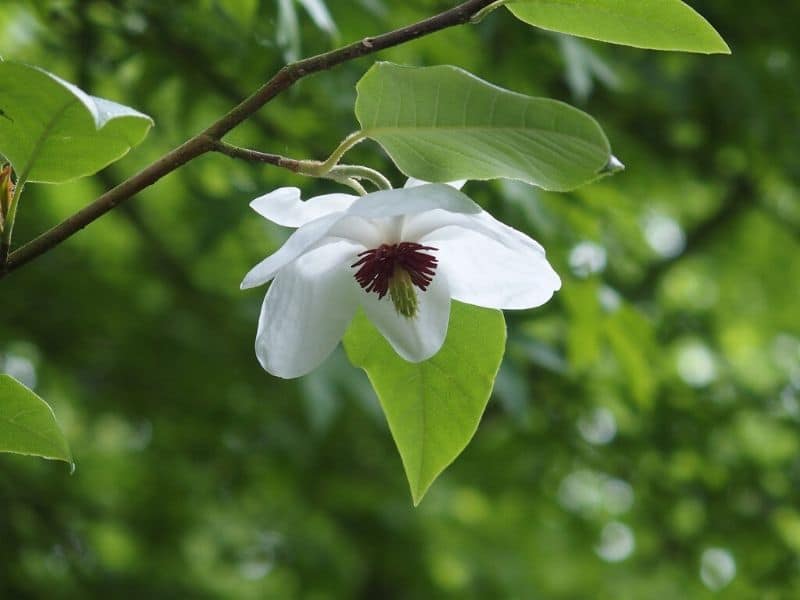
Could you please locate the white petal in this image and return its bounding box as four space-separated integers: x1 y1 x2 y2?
327 216 385 248
404 208 545 254
404 177 467 191
250 187 357 227
421 226 561 310
241 212 346 289
359 272 451 362
255 240 362 378
241 185 481 290
348 184 480 220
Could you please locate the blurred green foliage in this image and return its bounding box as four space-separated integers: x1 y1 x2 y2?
1 0 799 597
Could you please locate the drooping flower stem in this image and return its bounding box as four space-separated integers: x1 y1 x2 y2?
317 131 369 174
210 141 385 194
328 174 368 196
328 165 393 191
469 0 513 24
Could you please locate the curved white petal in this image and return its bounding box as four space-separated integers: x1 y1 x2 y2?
348 184 480 220
255 240 362 378
359 273 451 362
403 208 545 255
404 177 467 191
241 212 346 289
326 216 386 249
250 187 357 227
421 226 561 309
469 211 548 255
242 185 482 289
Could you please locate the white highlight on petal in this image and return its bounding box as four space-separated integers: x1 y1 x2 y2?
250 187 357 227
359 272 451 362
255 240 362 378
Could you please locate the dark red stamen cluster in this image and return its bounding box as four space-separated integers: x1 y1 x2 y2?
351 242 438 298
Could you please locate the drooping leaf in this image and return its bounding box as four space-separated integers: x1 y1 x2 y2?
355 62 617 192
507 0 730 54
0 61 153 184
343 301 506 505
0 374 72 464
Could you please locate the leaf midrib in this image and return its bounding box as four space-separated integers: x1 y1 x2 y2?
362 124 606 148
414 356 484 496
16 98 77 183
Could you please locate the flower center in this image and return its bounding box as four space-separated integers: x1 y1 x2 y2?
351 242 438 318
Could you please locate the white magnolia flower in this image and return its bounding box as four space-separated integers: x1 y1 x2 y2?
242 180 561 378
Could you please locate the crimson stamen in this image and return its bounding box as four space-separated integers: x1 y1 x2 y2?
351 242 439 299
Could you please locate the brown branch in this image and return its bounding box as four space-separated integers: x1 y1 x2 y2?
210 141 303 172
1 0 497 279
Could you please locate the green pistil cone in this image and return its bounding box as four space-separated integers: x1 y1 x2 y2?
389 270 418 318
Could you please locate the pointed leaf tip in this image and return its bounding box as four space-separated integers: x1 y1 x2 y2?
0 375 72 464
603 155 626 175
344 302 506 505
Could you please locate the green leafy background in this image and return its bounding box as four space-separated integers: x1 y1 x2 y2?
1 0 799 597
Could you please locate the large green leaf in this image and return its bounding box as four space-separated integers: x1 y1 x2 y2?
343 302 506 505
355 62 616 192
0 61 153 184
0 374 72 464
507 0 730 54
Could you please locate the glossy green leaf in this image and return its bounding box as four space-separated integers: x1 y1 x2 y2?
343 302 506 505
0 61 153 184
0 374 71 464
355 62 616 192
507 0 730 54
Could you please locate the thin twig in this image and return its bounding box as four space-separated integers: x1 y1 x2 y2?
1 0 497 279
211 141 303 172
213 139 393 192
